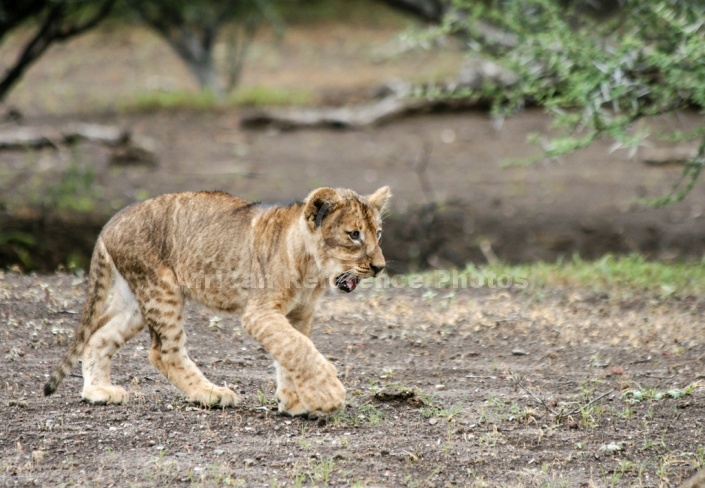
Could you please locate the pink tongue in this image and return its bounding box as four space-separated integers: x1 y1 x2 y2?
346 277 357 291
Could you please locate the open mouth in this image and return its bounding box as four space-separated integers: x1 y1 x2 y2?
335 272 360 293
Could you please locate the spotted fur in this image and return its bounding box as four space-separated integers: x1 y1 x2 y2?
43 187 390 416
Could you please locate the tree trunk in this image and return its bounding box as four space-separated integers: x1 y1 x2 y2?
130 2 226 97
155 29 224 96
181 50 223 96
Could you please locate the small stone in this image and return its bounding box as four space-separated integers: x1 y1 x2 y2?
435 384 446 391
428 418 439 425
31 450 47 464
511 349 528 356
598 442 624 453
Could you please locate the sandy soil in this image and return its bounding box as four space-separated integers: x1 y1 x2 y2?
2 272 704 487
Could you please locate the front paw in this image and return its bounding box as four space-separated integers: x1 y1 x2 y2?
294 362 346 417
276 384 308 417
187 384 240 408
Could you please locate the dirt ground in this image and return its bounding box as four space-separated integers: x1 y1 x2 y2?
2 271 705 487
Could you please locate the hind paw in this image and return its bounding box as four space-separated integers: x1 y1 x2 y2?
82 385 129 404
187 384 239 408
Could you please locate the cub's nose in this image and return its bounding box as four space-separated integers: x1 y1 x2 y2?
370 263 385 277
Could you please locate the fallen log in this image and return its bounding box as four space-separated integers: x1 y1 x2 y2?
0 122 157 166
0 123 130 149
641 145 699 166
241 95 426 130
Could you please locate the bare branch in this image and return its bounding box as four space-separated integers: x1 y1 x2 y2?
0 0 115 103
510 372 615 419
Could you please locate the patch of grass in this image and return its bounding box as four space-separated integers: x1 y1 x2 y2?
357 404 384 425
118 86 313 112
331 403 384 427
292 457 336 486
461 254 705 296
256 389 277 407
691 445 705 470
577 402 601 429
478 427 505 448
482 396 520 423
601 467 623 488
229 85 313 107
420 402 463 421
203 465 245 486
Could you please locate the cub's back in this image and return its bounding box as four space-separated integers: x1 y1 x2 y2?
100 191 258 280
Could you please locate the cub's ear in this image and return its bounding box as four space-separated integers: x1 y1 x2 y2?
367 186 391 213
304 187 340 231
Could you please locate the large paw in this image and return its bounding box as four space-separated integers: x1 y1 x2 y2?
277 394 308 417
293 361 346 418
276 382 308 417
187 384 240 408
82 385 129 404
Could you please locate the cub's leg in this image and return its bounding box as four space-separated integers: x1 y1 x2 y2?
244 304 345 418
135 267 238 407
81 272 144 404
275 306 315 416
275 363 307 416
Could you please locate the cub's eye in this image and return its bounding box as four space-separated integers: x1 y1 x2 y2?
348 230 361 241
376 230 382 240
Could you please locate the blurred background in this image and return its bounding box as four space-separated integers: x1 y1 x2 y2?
1 0 703 273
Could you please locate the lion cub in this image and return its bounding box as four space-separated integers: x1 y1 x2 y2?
44 186 390 417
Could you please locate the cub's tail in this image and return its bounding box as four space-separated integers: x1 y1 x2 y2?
44 239 113 396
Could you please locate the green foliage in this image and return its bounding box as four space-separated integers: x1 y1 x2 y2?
0 231 37 270
274 0 408 26
45 154 97 213
438 0 705 204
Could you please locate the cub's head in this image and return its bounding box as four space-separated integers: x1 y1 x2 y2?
303 186 391 293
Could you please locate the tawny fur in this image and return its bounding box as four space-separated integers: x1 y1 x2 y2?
44 186 390 417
